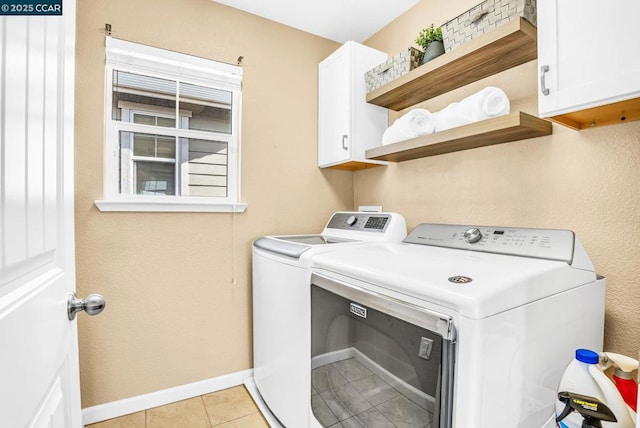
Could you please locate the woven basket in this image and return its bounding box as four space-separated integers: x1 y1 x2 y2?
442 0 536 52
365 47 424 93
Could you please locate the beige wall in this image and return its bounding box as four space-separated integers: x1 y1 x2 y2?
74 0 349 407
360 0 640 356
76 0 640 410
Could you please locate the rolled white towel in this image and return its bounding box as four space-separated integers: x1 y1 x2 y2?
433 87 510 132
477 87 510 119
457 86 510 121
432 102 473 132
382 108 435 145
401 108 436 135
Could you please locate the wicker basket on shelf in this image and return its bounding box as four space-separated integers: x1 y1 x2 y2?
365 47 424 93
442 0 536 52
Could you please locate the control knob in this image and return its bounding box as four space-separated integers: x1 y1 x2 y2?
463 228 483 243
346 215 358 226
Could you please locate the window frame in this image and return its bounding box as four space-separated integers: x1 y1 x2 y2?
95 37 246 213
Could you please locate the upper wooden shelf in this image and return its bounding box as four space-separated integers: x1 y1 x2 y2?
365 112 551 162
366 18 538 111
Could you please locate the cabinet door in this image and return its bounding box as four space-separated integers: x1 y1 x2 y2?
538 0 640 117
318 47 351 167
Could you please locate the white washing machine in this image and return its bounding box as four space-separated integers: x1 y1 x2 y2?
247 211 406 427
308 223 605 428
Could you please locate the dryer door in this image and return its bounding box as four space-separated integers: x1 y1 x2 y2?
310 274 456 428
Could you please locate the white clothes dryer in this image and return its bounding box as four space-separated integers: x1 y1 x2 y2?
247 212 406 427
308 223 605 428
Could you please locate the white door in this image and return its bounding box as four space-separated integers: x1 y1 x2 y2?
0 1 84 427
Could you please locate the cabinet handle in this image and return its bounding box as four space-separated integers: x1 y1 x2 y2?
470 10 489 24
342 134 348 150
540 65 550 96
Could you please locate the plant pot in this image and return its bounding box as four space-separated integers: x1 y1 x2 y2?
422 40 445 64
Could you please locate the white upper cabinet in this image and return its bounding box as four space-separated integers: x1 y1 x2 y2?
318 41 388 169
537 0 640 129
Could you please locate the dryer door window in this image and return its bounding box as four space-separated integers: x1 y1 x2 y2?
311 278 455 428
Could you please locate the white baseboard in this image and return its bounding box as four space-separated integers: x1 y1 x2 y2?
82 368 254 426
311 347 355 369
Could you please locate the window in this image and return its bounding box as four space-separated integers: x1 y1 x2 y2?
95 38 246 212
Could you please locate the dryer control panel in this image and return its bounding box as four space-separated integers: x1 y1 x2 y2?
326 212 390 232
322 212 407 243
405 224 575 263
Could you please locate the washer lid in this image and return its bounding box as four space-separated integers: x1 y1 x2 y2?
310 242 598 319
253 235 339 258
252 212 407 259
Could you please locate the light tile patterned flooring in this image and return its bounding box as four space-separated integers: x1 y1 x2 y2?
312 358 433 428
85 386 268 428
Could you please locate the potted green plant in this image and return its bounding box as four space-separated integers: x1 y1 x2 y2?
416 24 445 64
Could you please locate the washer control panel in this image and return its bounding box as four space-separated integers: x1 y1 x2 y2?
405 224 575 263
326 212 390 232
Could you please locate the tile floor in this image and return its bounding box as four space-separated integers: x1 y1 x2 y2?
312 358 433 428
85 385 268 428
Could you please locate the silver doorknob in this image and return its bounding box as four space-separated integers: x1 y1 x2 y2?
67 292 106 321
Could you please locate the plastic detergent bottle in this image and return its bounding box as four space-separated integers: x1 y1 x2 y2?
556 349 635 428
602 352 639 413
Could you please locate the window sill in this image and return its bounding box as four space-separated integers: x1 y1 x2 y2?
94 198 247 213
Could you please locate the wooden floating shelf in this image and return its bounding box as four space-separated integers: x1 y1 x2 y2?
365 112 552 162
366 18 538 111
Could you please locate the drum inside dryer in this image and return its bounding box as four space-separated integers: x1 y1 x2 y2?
310 274 456 428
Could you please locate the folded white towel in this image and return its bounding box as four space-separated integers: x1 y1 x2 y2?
382 108 435 145
433 86 510 132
